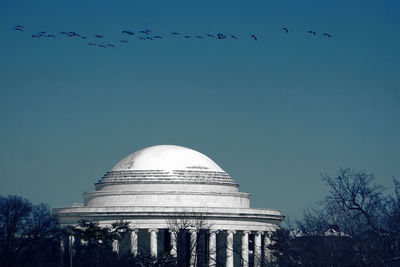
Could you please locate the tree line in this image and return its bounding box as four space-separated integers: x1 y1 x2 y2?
1 168 399 267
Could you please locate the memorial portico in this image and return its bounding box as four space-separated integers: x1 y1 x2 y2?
55 145 284 267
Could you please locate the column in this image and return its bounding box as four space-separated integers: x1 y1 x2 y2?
60 236 65 267
169 230 178 258
241 231 250 267
130 229 138 256
264 233 272 265
189 229 197 267
148 229 158 258
208 230 217 267
226 230 236 267
254 231 263 267
112 239 119 255
69 235 75 267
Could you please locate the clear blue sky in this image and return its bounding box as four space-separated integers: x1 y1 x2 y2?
0 0 399 220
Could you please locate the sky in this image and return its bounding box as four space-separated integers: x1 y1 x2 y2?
0 0 399 220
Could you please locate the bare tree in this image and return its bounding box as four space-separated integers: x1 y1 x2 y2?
0 195 60 267
166 210 213 267
269 168 400 266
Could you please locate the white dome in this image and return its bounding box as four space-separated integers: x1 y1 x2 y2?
112 145 224 172
85 145 246 208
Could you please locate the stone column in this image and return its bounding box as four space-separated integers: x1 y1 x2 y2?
208 230 217 267
112 239 119 255
264 233 272 265
241 231 250 267
254 231 263 267
69 235 75 267
149 229 158 258
60 236 65 267
130 229 138 256
189 229 197 267
169 230 178 258
226 230 236 267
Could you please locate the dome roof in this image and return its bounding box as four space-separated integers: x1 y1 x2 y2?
112 145 224 172
97 145 237 187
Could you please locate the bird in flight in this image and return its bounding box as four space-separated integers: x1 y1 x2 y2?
283 27 289 33
250 34 258 41
171 32 180 35
88 43 96 46
119 40 128 43
122 30 134 35
153 36 163 39
106 44 115 48
98 44 106 48
195 36 204 39
308 30 316 35
184 35 191 39
231 35 238 40
95 34 104 38
47 34 55 38
14 25 24 32
323 33 332 38
217 33 227 39
32 35 40 38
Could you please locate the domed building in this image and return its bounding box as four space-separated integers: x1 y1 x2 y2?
55 145 284 267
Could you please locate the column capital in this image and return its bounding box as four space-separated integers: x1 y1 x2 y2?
148 228 159 233
169 229 177 234
189 229 198 233
209 229 218 234
227 230 236 234
242 230 251 235
130 228 138 233
256 230 264 235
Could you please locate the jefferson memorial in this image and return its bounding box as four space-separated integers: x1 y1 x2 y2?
55 145 283 267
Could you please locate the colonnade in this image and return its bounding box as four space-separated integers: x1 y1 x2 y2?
69 229 273 267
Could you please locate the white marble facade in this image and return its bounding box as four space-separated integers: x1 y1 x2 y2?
55 145 284 267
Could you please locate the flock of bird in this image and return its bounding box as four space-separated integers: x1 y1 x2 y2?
12 25 333 49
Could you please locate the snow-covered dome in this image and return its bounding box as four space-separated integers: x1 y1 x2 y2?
84 145 248 208
112 145 224 172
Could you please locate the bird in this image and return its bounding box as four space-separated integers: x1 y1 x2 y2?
206 34 215 38
171 32 180 35
59 31 68 35
14 27 24 32
283 27 289 33
80 36 87 39
47 34 55 38
184 35 191 39
195 36 204 39
231 35 238 40
15 25 24 28
139 30 150 35
145 37 153 40
122 30 134 35
106 44 115 48
88 43 96 46
139 37 145 40
323 33 332 38
119 40 128 43
250 34 258 41
217 33 226 39
67 32 78 37
32 35 40 38
98 44 106 48
308 30 316 35
95 34 104 38
153 36 162 39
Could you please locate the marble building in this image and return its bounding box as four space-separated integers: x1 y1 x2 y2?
55 145 284 267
